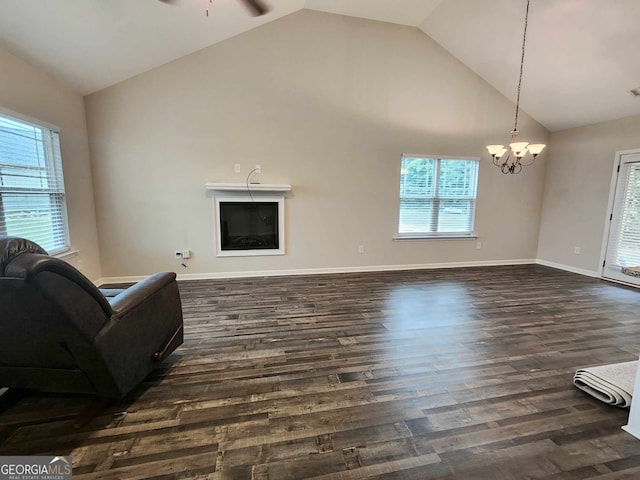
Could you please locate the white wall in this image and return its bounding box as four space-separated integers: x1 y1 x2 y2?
0 47 101 281
538 113 640 274
85 10 550 278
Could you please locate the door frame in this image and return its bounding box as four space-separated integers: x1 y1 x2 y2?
598 148 640 282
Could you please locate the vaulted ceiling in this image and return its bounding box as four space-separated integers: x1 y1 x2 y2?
1 0 639 131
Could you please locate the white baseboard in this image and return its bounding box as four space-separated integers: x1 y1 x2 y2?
95 258 537 286
535 259 599 278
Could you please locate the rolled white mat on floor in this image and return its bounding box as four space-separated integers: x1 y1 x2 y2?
573 360 637 408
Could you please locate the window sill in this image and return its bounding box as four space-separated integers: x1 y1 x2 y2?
54 249 80 259
393 235 478 241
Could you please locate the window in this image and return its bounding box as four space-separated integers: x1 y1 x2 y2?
0 112 69 253
398 155 478 238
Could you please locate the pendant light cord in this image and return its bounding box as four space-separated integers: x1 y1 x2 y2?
513 0 530 132
246 167 259 204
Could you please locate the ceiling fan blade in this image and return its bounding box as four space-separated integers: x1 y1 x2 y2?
158 0 179 4
241 0 270 16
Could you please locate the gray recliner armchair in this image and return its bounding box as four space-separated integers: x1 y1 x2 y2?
0 236 184 399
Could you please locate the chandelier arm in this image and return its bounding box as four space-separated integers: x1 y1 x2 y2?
519 154 537 167
497 154 507 168
513 0 530 132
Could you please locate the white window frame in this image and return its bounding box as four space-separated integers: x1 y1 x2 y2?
0 107 70 254
396 154 479 239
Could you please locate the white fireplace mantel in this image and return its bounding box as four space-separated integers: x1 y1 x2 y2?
205 182 292 193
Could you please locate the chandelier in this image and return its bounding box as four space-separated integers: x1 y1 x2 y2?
486 0 545 174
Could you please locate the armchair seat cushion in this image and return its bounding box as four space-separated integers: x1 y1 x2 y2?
100 288 126 298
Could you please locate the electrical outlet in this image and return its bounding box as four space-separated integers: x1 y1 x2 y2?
358 245 365 254
255 164 261 174
476 241 482 250
182 249 191 259
234 163 241 173
574 246 581 255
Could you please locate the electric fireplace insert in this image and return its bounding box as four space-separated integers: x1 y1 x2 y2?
219 201 279 251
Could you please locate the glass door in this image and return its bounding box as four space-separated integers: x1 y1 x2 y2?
603 151 640 285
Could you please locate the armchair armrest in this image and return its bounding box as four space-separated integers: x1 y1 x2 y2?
109 272 176 317
93 271 183 397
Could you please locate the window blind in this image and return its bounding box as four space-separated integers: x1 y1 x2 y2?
0 114 69 253
398 156 478 237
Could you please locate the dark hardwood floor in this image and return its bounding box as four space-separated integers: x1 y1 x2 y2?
2 265 640 479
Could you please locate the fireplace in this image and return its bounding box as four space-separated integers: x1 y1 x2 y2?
214 195 285 256
220 201 278 250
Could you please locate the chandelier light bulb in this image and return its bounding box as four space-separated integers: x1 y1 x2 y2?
527 144 546 156
487 145 505 156
509 142 529 156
